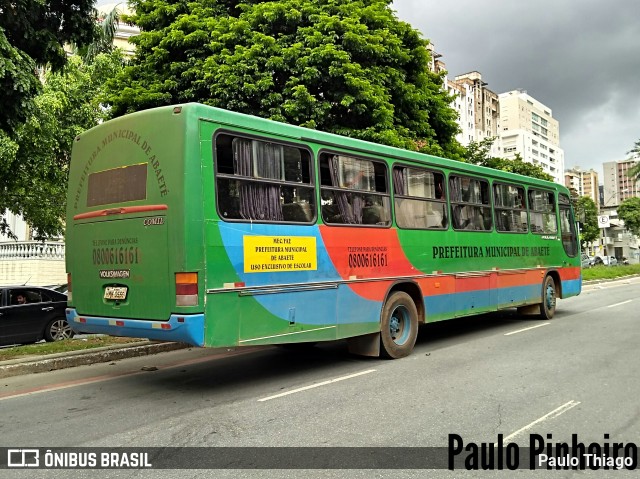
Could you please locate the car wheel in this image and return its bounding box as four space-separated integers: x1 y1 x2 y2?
44 317 74 342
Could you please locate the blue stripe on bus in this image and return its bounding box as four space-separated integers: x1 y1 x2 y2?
219 223 384 324
218 223 573 326
66 309 205 347
424 284 542 317
561 278 582 297
218 223 342 284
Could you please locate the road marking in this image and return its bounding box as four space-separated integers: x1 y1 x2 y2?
499 400 581 444
504 323 550 336
607 300 632 308
258 369 377 402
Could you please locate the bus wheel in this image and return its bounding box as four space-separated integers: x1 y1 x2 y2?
539 275 557 320
380 291 418 359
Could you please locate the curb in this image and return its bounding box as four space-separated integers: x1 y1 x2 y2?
0 341 189 379
582 273 640 286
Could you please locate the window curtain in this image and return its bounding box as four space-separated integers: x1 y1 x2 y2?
393 168 406 195
234 139 283 221
327 155 367 224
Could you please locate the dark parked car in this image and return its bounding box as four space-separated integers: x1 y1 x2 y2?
0 286 72 346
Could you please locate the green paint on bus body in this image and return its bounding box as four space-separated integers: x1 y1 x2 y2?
66 103 580 354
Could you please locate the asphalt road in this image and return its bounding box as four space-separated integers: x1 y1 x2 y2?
1 277 639 479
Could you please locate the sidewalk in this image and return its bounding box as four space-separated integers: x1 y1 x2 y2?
0 340 189 379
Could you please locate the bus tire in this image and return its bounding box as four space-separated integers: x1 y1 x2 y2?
539 275 557 320
380 291 418 359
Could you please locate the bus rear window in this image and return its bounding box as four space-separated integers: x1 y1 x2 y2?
87 164 148 207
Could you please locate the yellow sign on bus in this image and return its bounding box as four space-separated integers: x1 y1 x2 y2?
243 236 317 273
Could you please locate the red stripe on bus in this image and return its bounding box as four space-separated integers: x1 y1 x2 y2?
559 266 581 280
73 205 168 220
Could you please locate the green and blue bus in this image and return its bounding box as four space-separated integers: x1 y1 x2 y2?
65 103 581 358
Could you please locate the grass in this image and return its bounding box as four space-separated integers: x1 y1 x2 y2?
581 263 640 281
0 336 144 361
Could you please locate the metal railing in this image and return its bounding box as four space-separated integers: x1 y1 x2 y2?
0 241 65 260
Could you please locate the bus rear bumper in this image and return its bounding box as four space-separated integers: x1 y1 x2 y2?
65 309 205 347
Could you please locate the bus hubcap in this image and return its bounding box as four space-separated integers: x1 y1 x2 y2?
390 306 410 345
545 284 556 310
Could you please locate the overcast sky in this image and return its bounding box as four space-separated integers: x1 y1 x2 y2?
392 0 640 177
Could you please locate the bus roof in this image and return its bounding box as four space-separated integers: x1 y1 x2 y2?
98 103 568 192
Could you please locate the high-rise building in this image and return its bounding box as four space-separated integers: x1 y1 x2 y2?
448 72 499 148
498 89 564 184
602 159 640 207
564 167 599 207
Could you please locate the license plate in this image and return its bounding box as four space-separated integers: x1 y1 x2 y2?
104 286 128 300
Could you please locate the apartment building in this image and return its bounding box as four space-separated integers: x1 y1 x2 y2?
564 167 599 207
448 72 499 149
498 89 564 184
602 159 640 207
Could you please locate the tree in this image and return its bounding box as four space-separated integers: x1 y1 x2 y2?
104 0 460 156
464 138 554 181
617 197 640 238
1 52 125 239
0 1 97 132
574 196 599 248
1 0 98 238
77 5 122 63
626 139 640 182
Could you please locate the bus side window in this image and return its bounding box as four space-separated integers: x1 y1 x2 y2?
558 193 577 256
528 189 557 235
393 166 447 230
320 153 390 226
214 134 315 223
494 183 527 233
449 175 491 232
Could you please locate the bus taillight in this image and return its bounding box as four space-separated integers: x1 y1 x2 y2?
176 272 198 306
67 273 72 301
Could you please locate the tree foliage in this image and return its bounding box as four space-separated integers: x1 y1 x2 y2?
626 139 640 182
464 137 554 181
1 52 125 239
105 0 460 156
77 5 122 63
617 197 640 238
574 196 599 247
0 0 99 238
0 0 97 132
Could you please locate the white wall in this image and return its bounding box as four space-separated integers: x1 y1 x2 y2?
0 259 66 286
